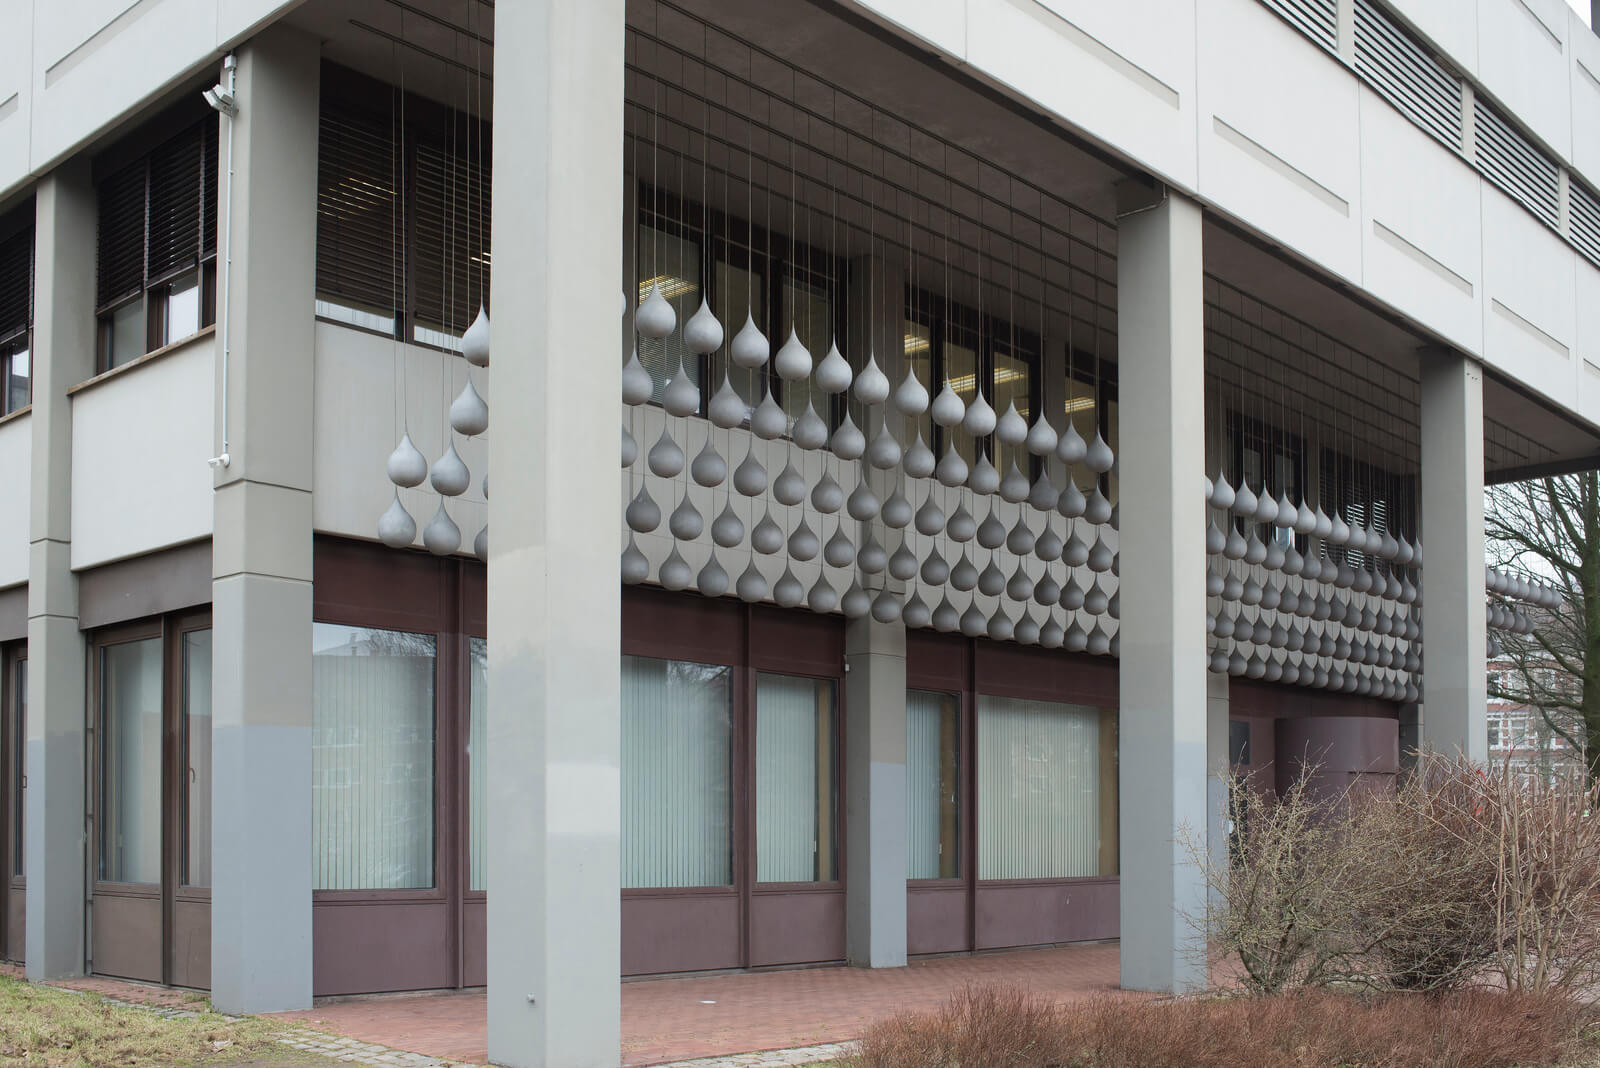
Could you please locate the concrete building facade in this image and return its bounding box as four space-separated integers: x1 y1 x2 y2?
0 0 1597 1064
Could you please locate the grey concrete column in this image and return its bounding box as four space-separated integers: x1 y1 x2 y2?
844 617 907 968
25 161 96 981
209 28 319 1014
1114 182 1208 994
1418 348 1487 762
487 2 624 1065
1205 672 1230 910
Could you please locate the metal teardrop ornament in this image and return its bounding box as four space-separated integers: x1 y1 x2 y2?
622 424 637 468
792 401 829 450
708 373 747 429
999 460 1029 503
775 327 813 381
811 472 845 513
962 390 996 437
387 431 428 488
647 428 684 478
659 547 693 591
636 281 676 340
697 552 729 598
663 362 700 417
423 500 461 556
903 431 935 478
751 388 787 440
622 347 654 406
626 485 661 533
461 305 490 367
815 338 852 393
377 490 416 548
788 520 820 561
733 451 767 496
935 443 969 488
882 487 913 529
774 566 805 608
947 503 977 542
855 353 890 405
449 378 489 436
669 496 703 541
824 527 855 568
691 439 726 486
773 461 807 506
431 442 470 496
684 298 724 355
711 501 745 547
893 368 929 416
751 510 784 554
867 423 903 469
730 311 768 368
930 382 965 427
621 534 649 585
831 411 866 461
968 454 999 496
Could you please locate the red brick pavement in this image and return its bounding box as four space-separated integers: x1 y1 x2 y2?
274 943 1128 1066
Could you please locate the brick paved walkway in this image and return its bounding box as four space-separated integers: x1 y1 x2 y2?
274 942 1125 1066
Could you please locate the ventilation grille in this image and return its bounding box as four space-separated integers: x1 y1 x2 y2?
1571 182 1600 268
1473 99 1560 229
1353 0 1463 151
1261 0 1338 52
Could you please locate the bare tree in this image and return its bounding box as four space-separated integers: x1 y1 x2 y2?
1484 472 1600 785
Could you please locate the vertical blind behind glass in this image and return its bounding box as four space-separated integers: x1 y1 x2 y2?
977 696 1103 880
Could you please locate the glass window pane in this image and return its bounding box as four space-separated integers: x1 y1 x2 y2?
907 690 961 880
164 271 200 345
781 274 831 424
468 636 487 893
976 695 1117 879
943 339 979 466
99 638 163 885
993 349 1031 477
4 342 28 414
182 630 212 888
1064 372 1096 491
637 224 701 410
106 301 144 369
756 673 837 883
314 300 397 338
713 259 763 413
12 658 23 877
312 623 436 891
622 656 734 888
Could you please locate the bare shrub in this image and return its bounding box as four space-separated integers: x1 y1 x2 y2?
846 986 1589 1068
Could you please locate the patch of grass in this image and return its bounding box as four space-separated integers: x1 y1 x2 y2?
0 974 324 1067
847 984 1600 1068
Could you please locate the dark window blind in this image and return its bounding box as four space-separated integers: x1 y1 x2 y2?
0 217 33 341
96 117 218 309
96 161 146 309
413 130 491 331
316 98 401 315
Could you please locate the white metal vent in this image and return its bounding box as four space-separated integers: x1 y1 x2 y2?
1571 182 1600 268
1473 99 1560 229
1353 0 1463 151
1261 0 1338 53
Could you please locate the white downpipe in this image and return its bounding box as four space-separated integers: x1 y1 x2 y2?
208 54 238 470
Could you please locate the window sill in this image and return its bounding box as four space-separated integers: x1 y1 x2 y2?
0 404 29 427
67 325 216 399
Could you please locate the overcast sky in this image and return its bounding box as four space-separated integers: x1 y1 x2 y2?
1567 0 1592 28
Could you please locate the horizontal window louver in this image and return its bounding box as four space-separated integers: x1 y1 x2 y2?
1354 0 1463 151
316 101 401 316
147 119 216 282
413 133 491 332
96 161 146 310
1571 182 1600 268
1473 99 1560 229
1262 0 1338 52
0 220 32 341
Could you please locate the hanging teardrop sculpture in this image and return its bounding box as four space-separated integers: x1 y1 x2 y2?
995 403 1027 446
1206 520 1226 556
1040 616 1065 649
1087 534 1114 573
622 424 638 468
1029 472 1060 512
708 373 747 429
449 378 490 436
622 347 654 406
811 472 845 513
978 559 1006 597
968 453 1000 496
903 431 935 479
473 524 487 561
461 305 490 367
841 581 871 619
935 443 969 488
788 519 820 561
636 282 676 340
423 500 461 556
847 480 881 521
733 451 767 497
683 298 724 355
388 431 428 488
963 390 996 437
1084 432 1113 474
1231 480 1258 519
931 381 966 427
999 460 1029 504
1007 516 1036 556
737 559 769 603
987 605 1014 642
893 368 929 416
867 423 902 469
807 575 839 614
697 552 729 598
1058 478 1086 519
815 338 852 393
1210 473 1235 512
1083 486 1112 526
1035 525 1064 562
1294 498 1317 535
854 353 890 405
774 327 813 381
751 510 784 555
824 527 855 568
773 461 807 506
831 411 866 461
647 428 684 478
431 442 470 496
921 546 951 585
1063 526 1090 567
626 485 661 533
377 490 416 548
947 503 977 542
691 439 727 487
792 401 829 450
711 501 744 548
977 507 1007 550
960 602 988 638
888 542 919 581
730 311 769 368
902 591 932 629
663 362 700 417
669 495 703 541
659 547 693 591
774 566 805 608
951 551 979 592
1026 414 1058 457
915 496 946 536
881 487 913 529
750 388 787 440
621 534 650 585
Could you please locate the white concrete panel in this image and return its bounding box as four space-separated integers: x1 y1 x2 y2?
70 338 215 569
0 0 33 199
0 413 29 587
1476 0 1572 163
216 0 302 47
1196 0 1362 283
1481 182 1579 411
1570 23 1600 185
1358 86 1483 354
960 0 1198 191
1385 0 1480 79
1576 258 1600 427
30 0 219 173
850 0 967 60
312 322 487 553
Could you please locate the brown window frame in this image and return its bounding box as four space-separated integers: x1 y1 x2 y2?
0 201 34 416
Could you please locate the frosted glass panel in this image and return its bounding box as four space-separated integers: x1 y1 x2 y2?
977 696 1113 879
907 690 961 879
622 656 733 888
756 673 837 883
100 638 163 885
312 624 436 890
183 630 213 887
468 637 487 892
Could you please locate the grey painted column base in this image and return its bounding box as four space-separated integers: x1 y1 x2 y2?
1205 671 1230 914
24 609 85 980
845 617 908 969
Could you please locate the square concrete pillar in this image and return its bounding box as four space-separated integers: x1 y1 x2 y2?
844 617 907 968
487 2 625 1065
1418 348 1487 762
209 28 320 1013
1205 672 1230 911
1114 182 1208 994
25 161 96 981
